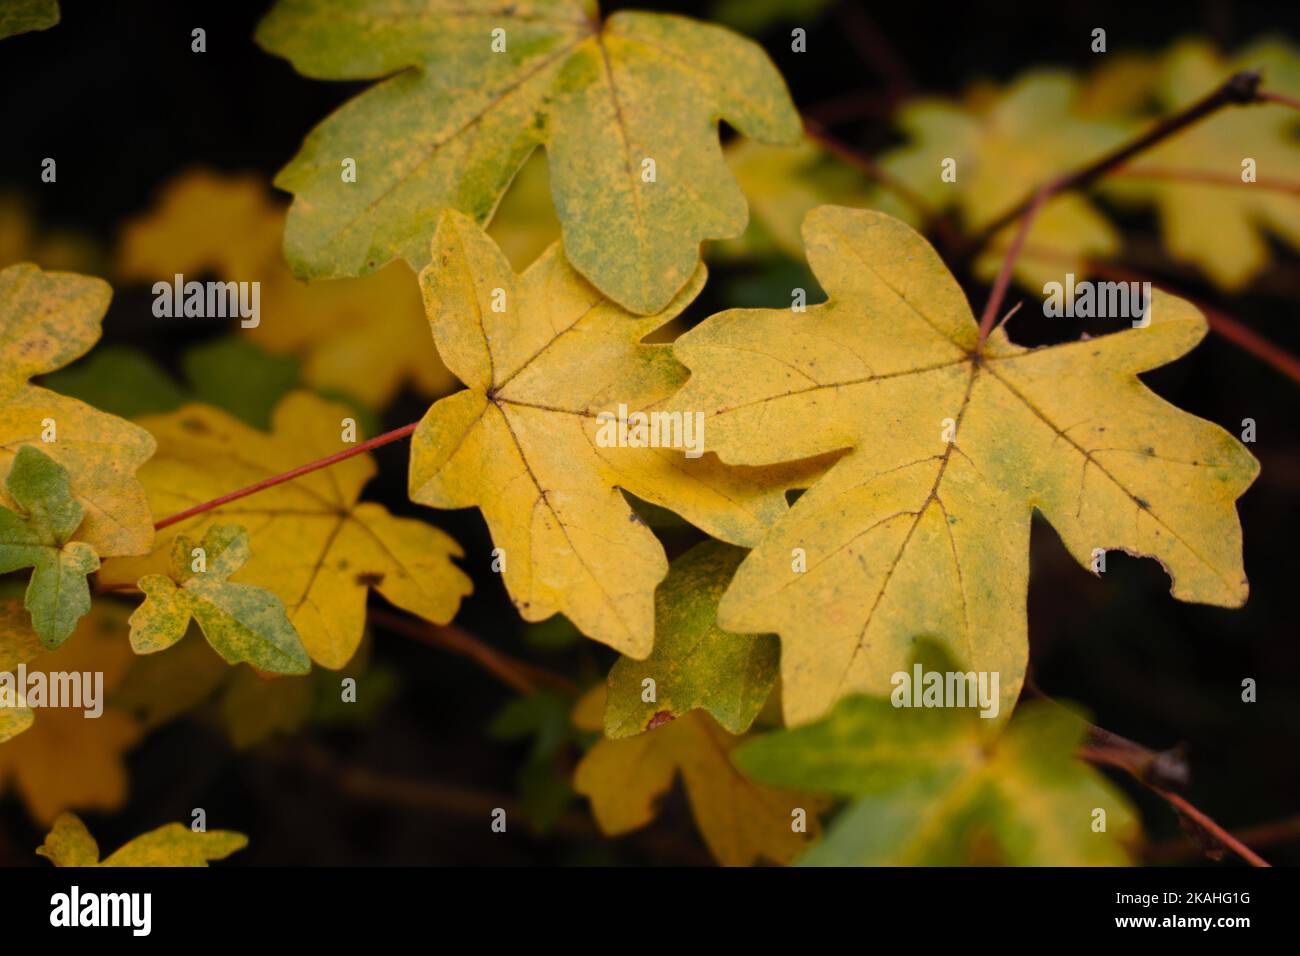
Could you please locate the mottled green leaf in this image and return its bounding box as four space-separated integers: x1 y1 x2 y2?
256 0 802 314
129 524 311 675
604 540 777 738
0 446 99 647
37 811 247 867
735 697 1140 866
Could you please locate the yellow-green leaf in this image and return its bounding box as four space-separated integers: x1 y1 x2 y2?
603 540 777 738
100 392 471 669
0 446 100 646
673 206 1258 726
131 524 311 675
735 697 1140 866
255 0 802 314
0 263 156 556
0 0 58 40
409 212 826 658
37 812 247 867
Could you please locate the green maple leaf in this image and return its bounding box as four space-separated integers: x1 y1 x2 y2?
603 540 778 738
37 812 247 867
255 0 801 314
130 524 311 676
0 446 99 648
735 696 1140 866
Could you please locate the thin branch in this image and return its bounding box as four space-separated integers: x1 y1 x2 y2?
972 70 1264 348
1147 813 1300 862
368 607 575 696
1258 89 1300 112
1110 165 1300 197
154 420 419 530
832 1 915 102
970 70 1264 253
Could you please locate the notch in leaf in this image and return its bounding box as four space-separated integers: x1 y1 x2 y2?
130 524 311 676
0 446 100 648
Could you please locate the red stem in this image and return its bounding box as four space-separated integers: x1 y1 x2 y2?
153 420 419 530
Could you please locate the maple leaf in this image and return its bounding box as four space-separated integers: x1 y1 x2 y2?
408 212 826 657
735 697 1140 865
255 0 802 314
0 599 42 742
603 540 778 738
573 685 822 866
0 0 58 40
0 264 156 556
0 602 143 825
878 71 1131 289
1103 38 1300 291
0 446 100 646
99 392 472 668
673 206 1258 726
37 812 247 867
116 170 456 408
130 524 311 676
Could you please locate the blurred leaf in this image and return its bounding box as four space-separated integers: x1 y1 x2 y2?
489 689 579 832
1103 37 1300 291
0 0 58 41
183 338 300 430
735 698 1140 865
710 0 831 34
117 170 455 409
573 684 825 866
38 812 246 867
0 602 142 825
41 346 186 418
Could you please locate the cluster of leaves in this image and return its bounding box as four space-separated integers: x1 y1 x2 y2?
0 0 1284 866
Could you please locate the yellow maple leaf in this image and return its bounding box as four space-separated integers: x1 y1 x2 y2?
409 211 828 658
0 601 143 824
0 598 42 741
1105 37 1300 291
99 392 471 669
673 207 1258 726
879 70 1131 290
0 263 156 556
38 811 247 866
116 170 456 408
573 685 822 866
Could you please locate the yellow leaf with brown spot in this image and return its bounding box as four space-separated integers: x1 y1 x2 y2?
99 392 471 669
674 206 1258 726
0 264 156 556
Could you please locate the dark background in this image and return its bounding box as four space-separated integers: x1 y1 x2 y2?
0 0 1297 865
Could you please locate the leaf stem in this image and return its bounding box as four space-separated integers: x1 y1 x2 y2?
368 607 575 696
153 420 420 530
973 69 1265 349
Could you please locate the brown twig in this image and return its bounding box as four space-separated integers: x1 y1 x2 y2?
1259 89 1300 112
367 607 575 696
153 420 420 530
1110 165 1300 197
804 119 962 252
